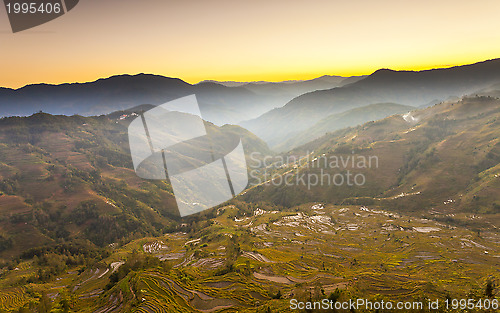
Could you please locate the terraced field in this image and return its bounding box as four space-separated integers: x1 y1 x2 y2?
0 203 496 312
0 288 27 311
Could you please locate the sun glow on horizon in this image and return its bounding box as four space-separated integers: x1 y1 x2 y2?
1 0 500 89
4 56 498 90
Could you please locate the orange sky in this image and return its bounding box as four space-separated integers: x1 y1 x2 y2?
1 0 500 88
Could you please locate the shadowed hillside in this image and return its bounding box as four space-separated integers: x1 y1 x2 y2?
0 112 271 261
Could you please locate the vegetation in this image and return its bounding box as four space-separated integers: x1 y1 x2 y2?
0 96 499 311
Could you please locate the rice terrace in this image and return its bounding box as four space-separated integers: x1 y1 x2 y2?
1 1 500 311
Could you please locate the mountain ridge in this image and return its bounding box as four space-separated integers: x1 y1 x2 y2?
0 73 364 127
241 58 500 146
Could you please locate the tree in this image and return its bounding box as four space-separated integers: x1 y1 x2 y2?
486 279 495 298
37 292 52 313
272 289 282 299
328 288 341 304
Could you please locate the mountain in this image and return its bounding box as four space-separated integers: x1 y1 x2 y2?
0 74 365 128
192 81 290 127
201 75 365 89
275 102 415 152
0 74 191 116
476 82 500 98
241 95 500 223
0 111 271 260
240 75 366 98
0 74 282 126
198 75 367 118
241 58 500 146
0 98 498 312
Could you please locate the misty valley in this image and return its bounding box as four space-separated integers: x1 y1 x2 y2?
0 60 499 312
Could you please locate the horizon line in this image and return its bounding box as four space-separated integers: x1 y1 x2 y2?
2 57 498 90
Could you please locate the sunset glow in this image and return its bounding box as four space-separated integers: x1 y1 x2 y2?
1 0 500 88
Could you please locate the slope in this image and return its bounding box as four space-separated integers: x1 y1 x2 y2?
240 96 500 230
275 103 415 152
0 111 271 260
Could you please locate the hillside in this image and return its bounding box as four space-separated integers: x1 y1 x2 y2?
476 82 500 99
0 112 271 261
0 99 498 312
0 203 497 312
275 103 415 152
240 96 500 228
241 58 500 146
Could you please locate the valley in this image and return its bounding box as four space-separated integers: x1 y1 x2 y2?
0 61 499 312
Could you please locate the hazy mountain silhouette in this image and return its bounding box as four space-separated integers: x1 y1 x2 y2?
240 58 500 146
240 75 366 98
0 74 287 125
0 74 192 117
0 74 364 126
475 81 500 98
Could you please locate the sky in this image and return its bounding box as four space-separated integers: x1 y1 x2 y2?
1 0 500 88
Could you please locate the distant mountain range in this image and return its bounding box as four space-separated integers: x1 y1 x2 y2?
205 75 366 98
2 59 500 152
241 58 500 148
1 70 499 311
0 74 361 126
